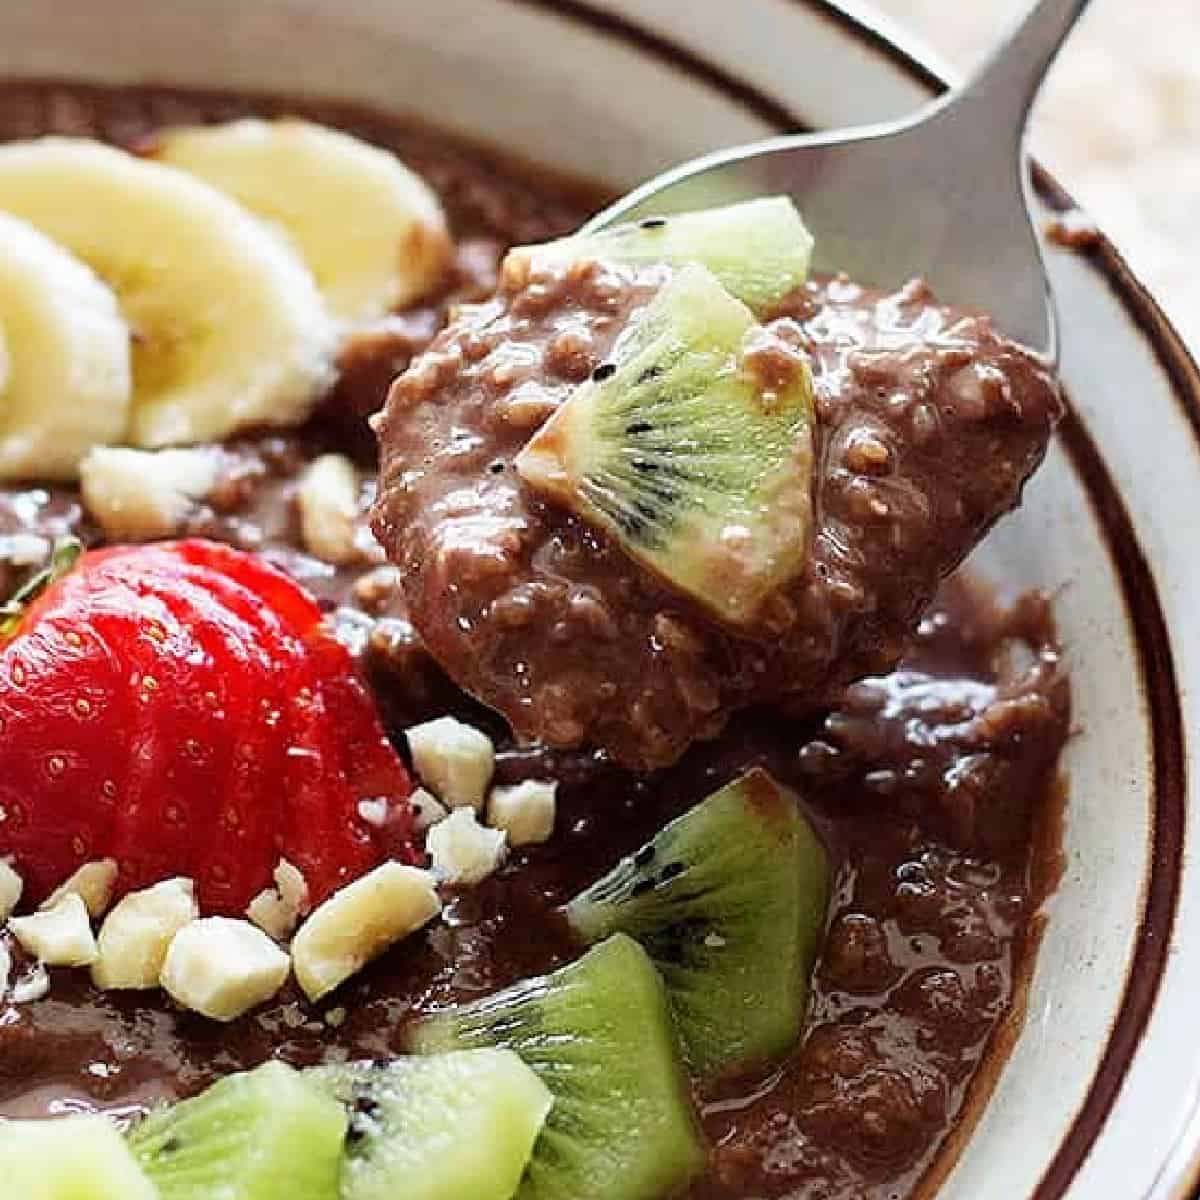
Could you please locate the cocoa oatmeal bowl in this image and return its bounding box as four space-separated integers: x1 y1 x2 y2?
1 3 1199 1200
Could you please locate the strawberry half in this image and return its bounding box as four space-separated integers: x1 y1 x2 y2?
0 539 419 914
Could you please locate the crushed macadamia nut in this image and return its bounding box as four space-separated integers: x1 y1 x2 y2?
91 877 198 990
406 716 495 811
487 779 557 846
0 859 23 921
298 453 362 565
43 859 118 919
9 893 97 967
427 808 507 885
161 917 291 1021
80 445 221 541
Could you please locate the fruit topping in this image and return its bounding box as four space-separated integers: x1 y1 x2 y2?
0 1113 157 1200
0 208 131 481
290 861 441 1002
0 539 419 915
0 138 335 448
516 262 815 628
150 117 452 324
308 1049 552 1200
566 768 830 1079
507 196 813 313
410 933 708 1200
129 1059 346 1200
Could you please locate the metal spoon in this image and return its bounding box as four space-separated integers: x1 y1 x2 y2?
586 0 1090 362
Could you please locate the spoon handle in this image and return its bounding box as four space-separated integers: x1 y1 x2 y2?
950 0 1092 145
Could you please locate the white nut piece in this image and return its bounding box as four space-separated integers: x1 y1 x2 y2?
427 808 507 885
245 858 311 942
0 939 10 996
8 893 97 967
161 917 291 1022
91 877 198 990
9 962 49 1003
80 445 221 541
291 862 441 1002
0 859 23 922
43 858 119 919
298 453 360 565
410 786 449 832
487 780 557 846
406 716 495 811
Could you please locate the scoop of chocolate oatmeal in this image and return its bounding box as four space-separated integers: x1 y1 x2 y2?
373 261 1063 769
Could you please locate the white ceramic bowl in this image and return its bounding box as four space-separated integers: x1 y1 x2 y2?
2 2 1197 1195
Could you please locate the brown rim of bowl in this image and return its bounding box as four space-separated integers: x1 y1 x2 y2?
505 0 1193 1196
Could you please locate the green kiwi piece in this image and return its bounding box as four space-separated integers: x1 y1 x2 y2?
509 196 813 312
565 768 831 1080
127 1059 346 1200
515 262 814 628
0 1114 157 1200
408 934 707 1200
306 1049 552 1200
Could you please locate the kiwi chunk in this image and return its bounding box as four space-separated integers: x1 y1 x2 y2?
565 768 831 1079
128 1059 345 1200
409 934 707 1200
0 1114 156 1200
510 196 813 311
307 1049 551 1200
515 263 814 627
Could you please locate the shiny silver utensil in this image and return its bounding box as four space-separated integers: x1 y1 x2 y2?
586 0 1090 361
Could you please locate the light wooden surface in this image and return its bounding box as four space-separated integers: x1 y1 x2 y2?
866 0 1200 351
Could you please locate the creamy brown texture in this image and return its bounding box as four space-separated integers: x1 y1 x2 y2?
374 256 1064 771
0 81 1069 1200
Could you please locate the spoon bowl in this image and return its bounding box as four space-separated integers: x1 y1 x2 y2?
587 0 1090 361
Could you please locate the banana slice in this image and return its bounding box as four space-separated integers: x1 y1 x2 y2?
0 138 336 448
0 209 131 480
152 118 452 325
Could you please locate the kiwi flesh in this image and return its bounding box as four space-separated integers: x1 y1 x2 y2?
128 1059 346 1200
306 1049 551 1200
408 933 707 1200
0 1114 157 1200
515 262 814 628
565 768 831 1080
508 196 813 312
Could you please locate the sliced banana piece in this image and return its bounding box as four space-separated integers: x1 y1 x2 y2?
152 118 452 325
0 137 336 448
0 209 131 480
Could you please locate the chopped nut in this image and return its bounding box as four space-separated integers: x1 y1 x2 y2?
43 859 118 919
410 786 449 832
405 716 495 811
298 453 361 565
161 917 291 1022
80 446 221 541
427 808 507 885
9 962 49 1004
246 858 310 941
92 878 198 990
0 859 23 922
0 939 10 996
9 893 97 967
487 780 557 846
291 862 441 1002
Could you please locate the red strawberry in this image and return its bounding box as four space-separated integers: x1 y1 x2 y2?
0 539 419 915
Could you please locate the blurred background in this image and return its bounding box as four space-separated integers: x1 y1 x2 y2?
867 0 1199 352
